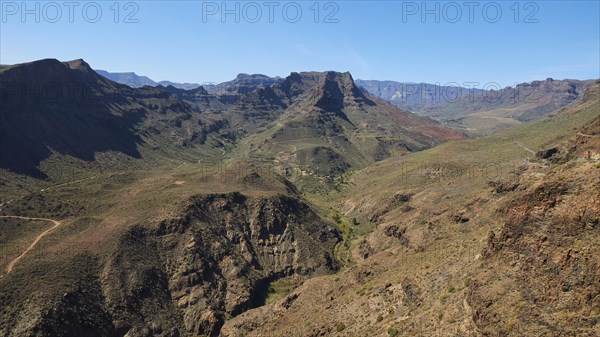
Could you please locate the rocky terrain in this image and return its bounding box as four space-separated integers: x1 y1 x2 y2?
0 174 342 337
0 58 598 337
468 82 600 337
235 71 465 184
220 83 600 336
101 191 341 337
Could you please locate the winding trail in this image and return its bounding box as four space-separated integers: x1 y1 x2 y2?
0 216 62 275
0 200 13 210
577 132 595 138
514 141 536 155
40 175 98 192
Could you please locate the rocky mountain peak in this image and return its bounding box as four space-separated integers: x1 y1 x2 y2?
63 58 93 72
313 71 375 112
275 71 375 110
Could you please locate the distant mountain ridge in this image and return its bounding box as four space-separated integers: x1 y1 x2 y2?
96 69 595 132
95 69 202 90
357 78 596 135
94 70 595 123
356 78 594 116
355 79 486 111
95 70 284 105
203 73 283 95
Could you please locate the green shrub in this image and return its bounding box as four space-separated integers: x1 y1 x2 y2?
332 212 342 224
387 327 399 336
335 322 346 332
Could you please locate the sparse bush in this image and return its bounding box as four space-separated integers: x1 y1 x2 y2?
376 314 383 322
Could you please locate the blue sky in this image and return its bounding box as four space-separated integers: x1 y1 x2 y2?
1 1 599 86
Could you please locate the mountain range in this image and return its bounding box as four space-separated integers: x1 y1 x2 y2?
357 78 595 135
0 59 598 337
1 59 463 180
95 69 202 90
97 69 594 136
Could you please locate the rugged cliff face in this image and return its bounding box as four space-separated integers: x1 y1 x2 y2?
106 193 339 337
152 192 341 335
0 192 341 337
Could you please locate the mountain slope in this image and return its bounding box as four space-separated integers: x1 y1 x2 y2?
237 71 465 182
1 59 144 177
0 59 228 178
2 60 461 184
468 82 600 337
0 169 342 337
221 82 600 337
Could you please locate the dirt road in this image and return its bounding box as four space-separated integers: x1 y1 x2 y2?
0 216 62 275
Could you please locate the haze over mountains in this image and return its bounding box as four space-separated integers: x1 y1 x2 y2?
0 58 598 337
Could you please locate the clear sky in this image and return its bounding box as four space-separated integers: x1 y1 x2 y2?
1 1 599 86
